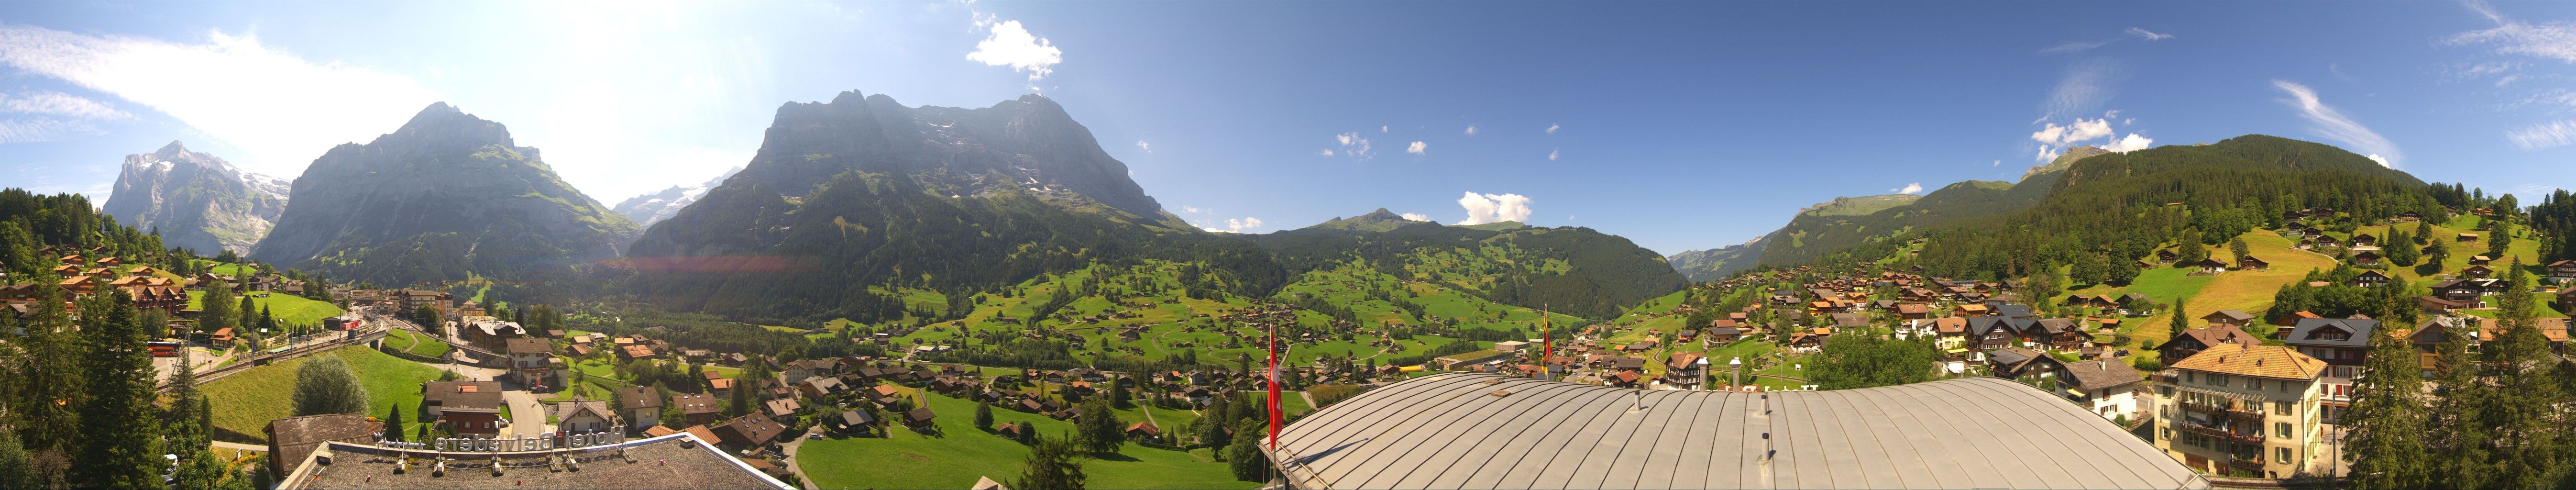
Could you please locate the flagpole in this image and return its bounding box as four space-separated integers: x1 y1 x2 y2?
1267 318 1283 451
1539 304 1551 381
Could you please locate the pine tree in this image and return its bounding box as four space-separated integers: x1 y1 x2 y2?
2427 316 2493 489
2166 298 2188 344
73 290 165 488
385 404 407 443
2426 240 2451 273
1224 418 1270 481
2341 315 2432 489
1075 399 1124 456
1109 377 1131 409
975 401 995 431
2414 221 2434 245
2484 261 2565 487
0 430 30 489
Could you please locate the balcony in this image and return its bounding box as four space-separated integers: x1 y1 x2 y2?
2179 423 2265 445
2180 401 2264 422
2227 456 2267 472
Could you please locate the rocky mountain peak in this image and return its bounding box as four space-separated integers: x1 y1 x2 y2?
729 89 1164 218
101 142 288 254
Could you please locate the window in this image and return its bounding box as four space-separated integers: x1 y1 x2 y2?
2276 447 2292 463
2276 401 2293 414
2275 422 2291 438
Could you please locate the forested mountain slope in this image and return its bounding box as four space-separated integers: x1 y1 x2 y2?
1238 219 1685 319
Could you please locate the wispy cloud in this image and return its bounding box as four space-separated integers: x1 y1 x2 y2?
1463 124 1478 136
2038 59 2121 123
2040 40 2111 54
0 118 96 144
966 20 1063 84
2125 28 2174 41
1134 140 1150 153
1406 140 1426 155
1456 192 1531 225
0 24 441 174
1547 147 1559 161
2508 119 2576 149
1545 123 1559 134
2448 2 2576 64
1398 212 1431 222
0 90 129 120
2272 80 2399 167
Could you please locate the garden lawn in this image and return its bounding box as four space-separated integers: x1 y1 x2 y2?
204 346 443 443
796 390 1251 490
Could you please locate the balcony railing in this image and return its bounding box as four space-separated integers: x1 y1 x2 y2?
2228 456 2267 471
2179 423 2265 445
2180 401 2264 421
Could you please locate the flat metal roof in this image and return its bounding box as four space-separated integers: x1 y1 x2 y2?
1268 373 2207 490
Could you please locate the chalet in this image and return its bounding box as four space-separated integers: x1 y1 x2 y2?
2119 294 2156 315
616 386 665 429
2469 255 2494 267
419 381 504 437
1932 317 1969 350
1829 312 1870 329
2056 356 2145 421
2238 256 2270 271
1984 346 2049 379
1953 303 1991 317
2201 310 2256 329
2191 258 2227 274
1663 352 1706 389
833 409 880 434
552 398 619 434
711 412 788 453
1706 326 1743 345
2549 260 2576 283
2416 296 2470 314
504 337 556 387
55 276 95 295
1895 303 1932 320
2025 318 2086 351
2562 287 2576 313
2155 250 2179 263
763 398 800 419
1125 421 1162 442
1965 316 2029 351
2458 233 2481 243
2398 211 2422 222
2461 264 2494 279
2349 270 2391 288
800 376 848 398
2155 325 2257 364
903 407 937 431
673 393 721 426
2351 233 2379 247
2351 250 2381 266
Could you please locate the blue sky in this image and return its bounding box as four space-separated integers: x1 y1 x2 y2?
2 1 2573 256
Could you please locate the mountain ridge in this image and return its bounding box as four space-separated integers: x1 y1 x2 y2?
99 141 290 254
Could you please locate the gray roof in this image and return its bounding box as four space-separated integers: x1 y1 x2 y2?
1267 372 2206 490
2286 317 2379 348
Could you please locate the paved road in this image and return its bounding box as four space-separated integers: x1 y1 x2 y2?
501 390 547 438
780 428 820 488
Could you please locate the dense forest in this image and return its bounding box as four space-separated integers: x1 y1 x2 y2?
1241 221 1686 319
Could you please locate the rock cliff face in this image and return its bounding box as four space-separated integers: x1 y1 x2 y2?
725 90 1164 218
251 102 639 285
99 141 290 254
612 167 740 227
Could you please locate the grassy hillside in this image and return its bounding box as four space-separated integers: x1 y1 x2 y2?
796 388 1252 490
203 346 443 443
1800 194 1924 217
187 289 345 327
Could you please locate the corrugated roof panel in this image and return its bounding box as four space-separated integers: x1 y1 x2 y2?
1270 373 2209 490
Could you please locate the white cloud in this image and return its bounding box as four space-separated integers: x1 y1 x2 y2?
1380 125 1388 133
1545 123 1559 134
965 20 1062 83
1406 140 1426 155
0 25 442 176
1398 212 1431 222
2103 133 2154 152
1224 216 1263 233
2103 109 2121 119
2126 28 2174 41
0 90 129 120
2035 145 2064 163
2030 118 2114 145
1547 147 1559 161
2365 154 2390 167
1892 183 1924 194
1455 191 1531 225
1463 124 1478 136
1322 132 1373 159
1178 205 1206 214
2508 119 2576 149
1991 159 2001 167
2272 80 2401 167
1134 140 1150 153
